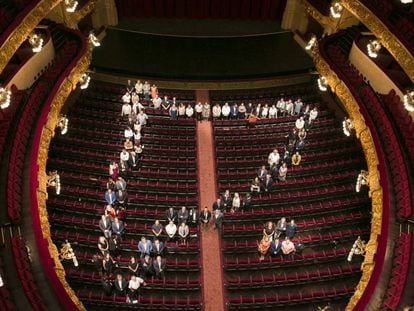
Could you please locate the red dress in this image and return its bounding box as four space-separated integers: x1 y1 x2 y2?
151 86 158 99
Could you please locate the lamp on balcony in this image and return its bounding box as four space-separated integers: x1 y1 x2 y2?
79 73 91 90
367 39 381 58
342 117 353 136
0 87 12 109
0 275 3 287
59 240 78 267
28 32 44 53
88 32 101 47
355 170 368 193
400 0 413 4
57 115 69 135
305 35 317 51
317 76 328 92
330 1 343 19
403 90 414 112
347 236 366 261
64 0 78 12
47 171 61 195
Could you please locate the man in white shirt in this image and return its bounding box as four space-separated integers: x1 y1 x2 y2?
137 111 148 126
268 149 280 166
152 95 162 110
120 149 130 162
122 103 131 117
128 275 145 302
221 102 231 119
135 80 143 94
165 220 177 240
309 107 318 123
269 104 278 118
276 98 285 115
295 116 305 130
143 81 150 99
132 101 144 115
124 127 134 139
286 100 294 116
122 91 131 103
212 103 221 119
185 104 194 118
294 99 303 115
195 102 203 122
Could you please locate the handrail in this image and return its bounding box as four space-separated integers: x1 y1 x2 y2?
29 25 92 310
313 33 388 311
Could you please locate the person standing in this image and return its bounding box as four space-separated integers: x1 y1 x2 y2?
202 102 211 120
213 209 223 232
195 102 203 122
200 206 211 229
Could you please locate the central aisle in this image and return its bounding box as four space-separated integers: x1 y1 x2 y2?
196 90 225 311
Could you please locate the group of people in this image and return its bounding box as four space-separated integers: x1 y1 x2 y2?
250 104 319 193
258 218 304 260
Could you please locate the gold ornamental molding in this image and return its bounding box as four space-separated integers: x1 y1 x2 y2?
312 48 383 311
0 0 63 74
341 0 414 83
36 44 93 311
65 0 99 28
303 0 337 31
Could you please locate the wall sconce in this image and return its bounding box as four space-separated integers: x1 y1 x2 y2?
28 32 44 53
78 73 91 90
330 2 343 19
356 170 368 193
59 240 78 267
64 0 78 12
347 236 366 261
401 0 413 3
317 76 328 92
305 35 317 51
367 39 382 58
0 87 12 109
342 117 353 136
57 115 69 135
47 170 61 195
88 32 101 47
403 90 414 112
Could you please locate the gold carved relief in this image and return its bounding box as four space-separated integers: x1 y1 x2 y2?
312 47 383 311
35 44 93 311
341 0 414 83
0 0 62 74
65 0 99 28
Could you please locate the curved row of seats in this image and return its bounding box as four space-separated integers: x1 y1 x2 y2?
212 85 370 310
46 81 202 310
319 28 411 310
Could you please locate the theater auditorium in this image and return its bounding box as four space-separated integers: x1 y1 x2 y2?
0 0 413 310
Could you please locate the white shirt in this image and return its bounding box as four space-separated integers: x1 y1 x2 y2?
195 104 203 113
186 107 194 117
120 152 129 162
295 119 305 130
261 107 269 117
166 223 177 237
122 104 131 116
309 109 318 122
286 102 293 115
132 102 144 114
124 129 134 138
137 113 148 126
122 93 131 103
268 152 280 165
153 97 162 109
143 83 150 93
269 106 277 117
129 277 145 290
212 106 221 117
131 93 140 105
135 82 143 93
222 105 230 117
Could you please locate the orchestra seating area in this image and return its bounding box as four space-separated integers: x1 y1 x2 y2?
46 81 201 310
212 86 371 310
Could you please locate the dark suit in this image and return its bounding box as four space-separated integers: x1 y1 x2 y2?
286 224 297 239
258 168 267 181
200 210 211 224
166 209 177 223
189 209 198 224
153 259 166 279
213 212 223 231
269 240 282 257
141 258 154 277
99 217 112 238
177 210 189 224
212 201 224 212
112 221 124 235
152 242 165 257
114 278 127 295
221 195 232 209
263 178 273 192
116 190 128 205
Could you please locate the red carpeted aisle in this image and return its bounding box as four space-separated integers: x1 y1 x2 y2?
196 90 225 311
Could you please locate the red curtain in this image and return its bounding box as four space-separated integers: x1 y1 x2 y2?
115 0 287 20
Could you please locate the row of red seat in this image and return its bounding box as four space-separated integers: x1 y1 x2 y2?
380 232 412 310
10 237 47 310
